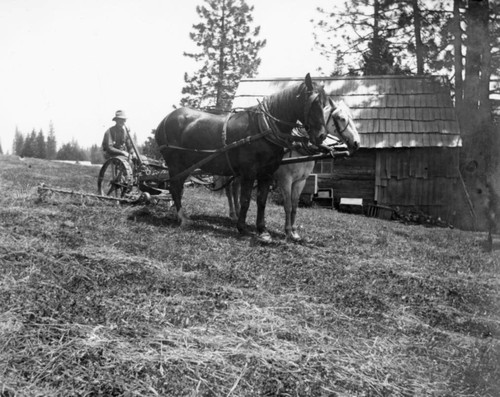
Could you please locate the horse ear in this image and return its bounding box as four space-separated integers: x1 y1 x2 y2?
305 73 313 90
328 97 336 109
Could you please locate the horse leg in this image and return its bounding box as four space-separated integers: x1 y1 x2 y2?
225 178 241 221
256 177 273 243
225 180 238 221
169 178 191 227
233 178 241 216
278 179 294 240
237 178 254 236
289 179 307 242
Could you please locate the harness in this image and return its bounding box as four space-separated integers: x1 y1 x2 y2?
257 100 309 149
221 111 237 175
158 88 324 179
326 105 350 137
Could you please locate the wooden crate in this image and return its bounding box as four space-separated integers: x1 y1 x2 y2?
366 204 395 220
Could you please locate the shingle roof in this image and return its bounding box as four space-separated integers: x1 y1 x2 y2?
232 75 462 148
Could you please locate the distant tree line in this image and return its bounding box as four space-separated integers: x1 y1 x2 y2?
12 124 106 164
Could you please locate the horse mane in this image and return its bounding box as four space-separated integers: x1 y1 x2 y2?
264 81 308 121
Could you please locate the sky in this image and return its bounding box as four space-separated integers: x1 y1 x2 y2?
0 0 333 154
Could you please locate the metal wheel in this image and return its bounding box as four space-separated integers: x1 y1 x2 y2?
97 157 135 197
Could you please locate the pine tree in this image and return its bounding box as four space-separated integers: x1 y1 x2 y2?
141 129 162 160
21 130 37 158
313 0 451 75
180 0 266 110
46 121 57 160
89 144 105 164
13 127 24 156
36 129 47 159
56 141 88 161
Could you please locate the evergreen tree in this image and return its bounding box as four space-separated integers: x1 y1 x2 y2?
141 129 162 160
89 144 105 164
0 140 3 155
13 127 24 156
36 129 47 159
313 0 451 75
21 130 37 158
56 141 89 161
181 0 266 110
361 0 403 75
46 121 57 160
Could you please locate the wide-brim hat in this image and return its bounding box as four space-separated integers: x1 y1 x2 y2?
112 110 127 121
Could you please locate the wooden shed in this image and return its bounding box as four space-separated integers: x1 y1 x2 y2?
233 75 470 227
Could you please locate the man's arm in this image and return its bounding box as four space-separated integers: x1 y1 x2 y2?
102 129 129 157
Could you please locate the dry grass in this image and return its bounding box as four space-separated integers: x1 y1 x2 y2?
0 154 499 396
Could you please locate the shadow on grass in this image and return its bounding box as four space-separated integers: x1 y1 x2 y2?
128 209 242 240
127 208 311 247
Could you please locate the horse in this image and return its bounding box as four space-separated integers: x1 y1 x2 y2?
224 99 360 241
155 73 328 243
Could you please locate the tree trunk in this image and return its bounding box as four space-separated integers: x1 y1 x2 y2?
453 0 464 114
412 0 424 74
478 5 492 124
216 0 226 110
463 0 489 137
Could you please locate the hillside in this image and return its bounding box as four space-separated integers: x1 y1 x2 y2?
0 155 499 396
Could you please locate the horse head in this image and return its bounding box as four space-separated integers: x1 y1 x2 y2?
325 98 360 154
300 73 328 146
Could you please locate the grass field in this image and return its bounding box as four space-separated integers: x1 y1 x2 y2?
0 154 499 396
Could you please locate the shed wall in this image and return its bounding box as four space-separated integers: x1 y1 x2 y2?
313 149 376 200
312 147 463 224
374 147 461 221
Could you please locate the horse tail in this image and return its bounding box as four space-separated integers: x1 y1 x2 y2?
154 115 171 162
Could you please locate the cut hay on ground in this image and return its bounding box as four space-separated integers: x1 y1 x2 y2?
1 155 499 396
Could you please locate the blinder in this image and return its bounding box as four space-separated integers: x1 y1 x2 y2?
301 90 322 132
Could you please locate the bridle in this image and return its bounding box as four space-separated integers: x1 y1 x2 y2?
326 105 351 138
301 89 322 131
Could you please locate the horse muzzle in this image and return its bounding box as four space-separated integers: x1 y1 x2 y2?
348 140 360 155
310 125 328 146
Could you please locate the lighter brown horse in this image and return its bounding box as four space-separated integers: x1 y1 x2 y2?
225 99 360 241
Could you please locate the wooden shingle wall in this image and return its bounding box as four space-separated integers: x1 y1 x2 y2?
375 148 460 209
322 76 462 148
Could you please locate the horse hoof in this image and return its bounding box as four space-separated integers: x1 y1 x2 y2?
238 228 252 239
287 232 302 242
256 231 273 244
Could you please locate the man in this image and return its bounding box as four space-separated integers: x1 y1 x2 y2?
102 110 134 159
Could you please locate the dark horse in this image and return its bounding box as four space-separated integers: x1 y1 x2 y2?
155 73 327 242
